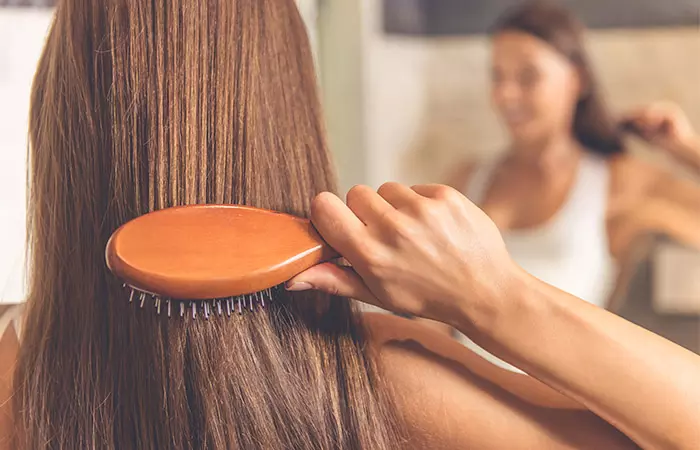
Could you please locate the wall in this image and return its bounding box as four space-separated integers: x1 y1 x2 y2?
0 8 53 303
317 0 367 195
360 0 431 188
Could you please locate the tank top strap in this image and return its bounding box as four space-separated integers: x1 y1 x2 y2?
0 304 24 341
557 153 611 227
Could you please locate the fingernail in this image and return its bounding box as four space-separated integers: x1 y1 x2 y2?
285 281 313 292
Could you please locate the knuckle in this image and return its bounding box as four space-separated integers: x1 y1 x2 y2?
377 181 400 196
411 199 433 219
435 185 460 202
408 197 440 221
311 191 334 211
346 184 372 205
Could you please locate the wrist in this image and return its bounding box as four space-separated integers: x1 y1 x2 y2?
450 260 532 336
676 135 700 173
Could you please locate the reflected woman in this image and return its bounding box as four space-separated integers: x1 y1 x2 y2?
446 1 700 372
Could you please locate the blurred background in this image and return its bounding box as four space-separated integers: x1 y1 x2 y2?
313 0 700 356
0 0 54 305
1 0 698 354
316 0 700 191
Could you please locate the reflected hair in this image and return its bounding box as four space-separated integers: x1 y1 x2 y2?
14 0 403 448
492 0 625 156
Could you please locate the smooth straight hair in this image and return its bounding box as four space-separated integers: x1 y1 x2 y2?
14 0 402 448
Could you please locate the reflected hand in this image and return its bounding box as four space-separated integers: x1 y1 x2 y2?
621 102 699 163
287 183 520 326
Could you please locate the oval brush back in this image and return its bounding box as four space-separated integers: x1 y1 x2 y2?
106 205 337 300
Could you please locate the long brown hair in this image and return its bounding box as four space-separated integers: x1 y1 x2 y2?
492 0 624 156
14 0 402 448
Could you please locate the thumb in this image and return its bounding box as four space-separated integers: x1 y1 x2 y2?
285 262 379 304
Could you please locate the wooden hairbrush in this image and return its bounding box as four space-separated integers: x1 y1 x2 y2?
106 205 338 319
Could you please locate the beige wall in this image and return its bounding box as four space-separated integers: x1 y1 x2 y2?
0 9 53 303
361 0 429 188
317 1 367 195
362 27 700 186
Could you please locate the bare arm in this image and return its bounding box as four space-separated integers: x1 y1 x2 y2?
290 184 700 449
672 135 700 173
462 271 700 450
0 323 18 450
645 170 700 249
610 164 700 257
618 103 700 250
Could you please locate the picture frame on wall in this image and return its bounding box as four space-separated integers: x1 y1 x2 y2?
384 0 700 36
0 0 56 6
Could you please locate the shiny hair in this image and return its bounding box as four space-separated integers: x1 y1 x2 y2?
14 0 402 448
492 0 625 156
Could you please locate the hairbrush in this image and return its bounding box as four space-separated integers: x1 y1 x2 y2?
106 205 338 319
618 118 670 137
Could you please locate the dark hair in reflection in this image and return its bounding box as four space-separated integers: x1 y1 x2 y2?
492 0 624 156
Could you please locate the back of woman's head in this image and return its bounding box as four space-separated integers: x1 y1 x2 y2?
492 0 624 156
15 0 401 448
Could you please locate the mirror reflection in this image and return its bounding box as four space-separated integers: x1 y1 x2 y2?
318 0 700 358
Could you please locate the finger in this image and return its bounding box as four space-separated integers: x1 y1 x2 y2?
410 184 444 199
311 192 367 260
633 112 662 138
377 182 422 210
346 184 395 225
411 184 482 215
619 109 644 123
410 184 464 201
286 262 380 305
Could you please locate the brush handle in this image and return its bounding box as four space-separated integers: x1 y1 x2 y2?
619 118 671 137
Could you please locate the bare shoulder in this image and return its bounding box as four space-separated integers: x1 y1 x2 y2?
362 312 582 409
0 312 19 450
362 313 638 449
607 153 699 200
608 154 700 256
608 154 664 200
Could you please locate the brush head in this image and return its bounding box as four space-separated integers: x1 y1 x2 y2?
106 205 337 300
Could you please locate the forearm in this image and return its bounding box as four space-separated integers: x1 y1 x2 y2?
456 271 700 450
677 135 700 174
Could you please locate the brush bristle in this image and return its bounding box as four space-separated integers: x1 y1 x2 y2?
121 284 278 319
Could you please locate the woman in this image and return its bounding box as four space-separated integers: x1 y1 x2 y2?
0 0 685 448
4 0 403 448
444 1 700 371
448 1 700 305
290 183 700 450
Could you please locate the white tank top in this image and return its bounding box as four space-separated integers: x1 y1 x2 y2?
457 153 617 373
0 303 23 341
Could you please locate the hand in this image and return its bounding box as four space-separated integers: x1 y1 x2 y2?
286 183 520 327
621 102 700 164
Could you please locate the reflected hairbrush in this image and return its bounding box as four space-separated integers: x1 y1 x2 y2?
618 118 670 137
106 205 338 319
